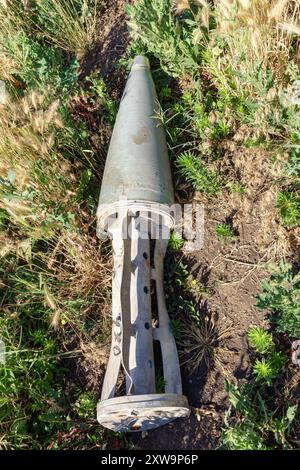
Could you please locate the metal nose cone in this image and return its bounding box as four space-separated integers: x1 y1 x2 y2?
132 55 150 69
96 55 174 236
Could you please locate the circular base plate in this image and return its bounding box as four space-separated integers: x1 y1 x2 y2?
97 394 190 432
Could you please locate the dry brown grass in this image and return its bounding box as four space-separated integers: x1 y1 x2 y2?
0 90 63 178
0 54 18 85
0 1 101 58
174 0 300 91
33 0 100 55
0 0 33 83
0 90 76 230
0 84 111 333
40 232 112 333
51 232 111 303
192 0 300 141
213 0 300 79
178 313 232 373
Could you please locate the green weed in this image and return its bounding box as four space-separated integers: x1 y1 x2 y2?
126 0 202 78
177 152 222 195
155 370 166 394
256 262 300 338
248 327 275 355
253 354 286 385
277 191 300 228
168 232 184 252
170 318 182 340
226 181 246 196
222 322 294 450
222 421 268 450
221 380 297 450
87 72 118 125
215 223 235 243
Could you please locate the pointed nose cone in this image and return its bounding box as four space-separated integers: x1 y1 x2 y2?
97 56 174 231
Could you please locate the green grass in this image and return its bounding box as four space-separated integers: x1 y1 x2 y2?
277 191 300 228
226 181 246 196
222 422 268 450
177 152 222 195
215 223 235 243
0 0 101 57
256 262 300 338
0 249 111 449
0 0 115 450
126 0 201 78
221 324 296 450
221 381 297 450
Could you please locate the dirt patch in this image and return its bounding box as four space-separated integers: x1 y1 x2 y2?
216 142 290 257
131 408 223 450
80 0 134 97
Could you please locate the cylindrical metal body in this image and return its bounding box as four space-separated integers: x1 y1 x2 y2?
97 56 174 235
96 57 189 433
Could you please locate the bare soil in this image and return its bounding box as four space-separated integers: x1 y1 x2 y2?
77 0 300 450
80 0 134 98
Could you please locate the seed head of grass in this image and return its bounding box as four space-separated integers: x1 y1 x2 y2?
33 0 101 56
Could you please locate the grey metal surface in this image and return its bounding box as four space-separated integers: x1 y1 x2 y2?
97 56 174 233
97 394 190 432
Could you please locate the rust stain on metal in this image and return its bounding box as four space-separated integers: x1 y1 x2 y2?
131 126 151 145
